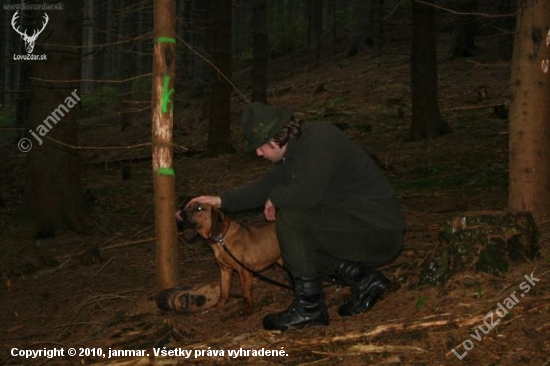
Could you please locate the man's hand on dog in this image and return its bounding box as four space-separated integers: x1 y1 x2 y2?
186 195 222 209
264 199 276 221
177 196 277 222
176 196 222 222
174 196 222 221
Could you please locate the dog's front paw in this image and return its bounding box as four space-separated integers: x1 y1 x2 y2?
215 299 228 308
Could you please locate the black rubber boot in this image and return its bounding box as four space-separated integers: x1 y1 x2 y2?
331 261 390 316
263 276 329 331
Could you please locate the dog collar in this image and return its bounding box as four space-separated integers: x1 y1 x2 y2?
212 220 231 247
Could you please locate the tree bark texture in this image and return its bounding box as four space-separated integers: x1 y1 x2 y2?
3 11 15 104
252 0 268 104
81 0 96 95
509 0 550 224
498 0 515 60
372 0 384 57
16 2 92 238
207 0 235 155
308 0 322 56
152 0 179 290
409 0 452 140
449 0 478 58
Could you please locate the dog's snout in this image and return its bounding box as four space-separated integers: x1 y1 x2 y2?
175 207 196 230
184 208 197 224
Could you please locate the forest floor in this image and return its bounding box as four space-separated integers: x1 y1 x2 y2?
1 36 550 366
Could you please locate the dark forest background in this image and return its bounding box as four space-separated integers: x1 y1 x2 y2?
2 1 550 365
0 0 515 139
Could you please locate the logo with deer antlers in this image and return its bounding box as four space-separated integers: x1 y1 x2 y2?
11 11 49 54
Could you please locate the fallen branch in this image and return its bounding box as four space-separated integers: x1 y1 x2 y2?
290 314 484 347
348 344 427 354
87 313 486 365
448 103 508 112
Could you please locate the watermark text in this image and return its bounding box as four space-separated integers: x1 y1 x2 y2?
451 272 540 360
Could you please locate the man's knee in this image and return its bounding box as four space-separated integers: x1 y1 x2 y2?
276 207 307 233
277 206 306 221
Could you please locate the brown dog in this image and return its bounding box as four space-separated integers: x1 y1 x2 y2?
184 203 282 314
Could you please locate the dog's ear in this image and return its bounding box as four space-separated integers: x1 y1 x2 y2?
210 207 224 238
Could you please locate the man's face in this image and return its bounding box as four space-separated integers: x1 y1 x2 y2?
256 140 286 162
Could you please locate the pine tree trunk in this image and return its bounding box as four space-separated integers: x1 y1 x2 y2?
151 0 179 290
252 0 268 104
308 0 322 52
509 0 550 224
102 0 116 79
137 3 146 74
498 0 515 60
409 0 452 140
16 4 92 238
449 0 478 58
192 0 213 98
373 0 384 58
207 0 235 155
81 0 96 95
15 12 35 133
180 1 191 91
347 0 368 57
3 11 14 104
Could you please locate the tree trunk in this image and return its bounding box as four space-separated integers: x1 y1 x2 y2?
16 2 93 238
152 0 179 290
136 3 146 74
498 0 515 61
81 0 96 95
176 0 187 93
252 0 268 104
316 0 323 64
449 0 478 58
12 10 33 138
207 0 235 155
192 0 213 99
508 0 550 225
347 0 368 57
14 61 31 139
409 0 452 140
3 10 15 104
308 0 322 54
233 0 250 54
373 0 384 57
332 0 336 54
118 0 136 131
102 0 116 79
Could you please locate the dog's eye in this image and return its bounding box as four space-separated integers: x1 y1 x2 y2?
196 205 202 211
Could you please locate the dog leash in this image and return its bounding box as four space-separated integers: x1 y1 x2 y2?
212 222 292 290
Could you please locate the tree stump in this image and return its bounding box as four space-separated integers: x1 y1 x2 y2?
420 211 539 286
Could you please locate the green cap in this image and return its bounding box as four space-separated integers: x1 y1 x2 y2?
242 102 293 151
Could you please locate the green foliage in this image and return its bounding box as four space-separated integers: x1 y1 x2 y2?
416 295 428 310
81 86 120 116
234 48 254 70
267 11 307 55
335 4 356 33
